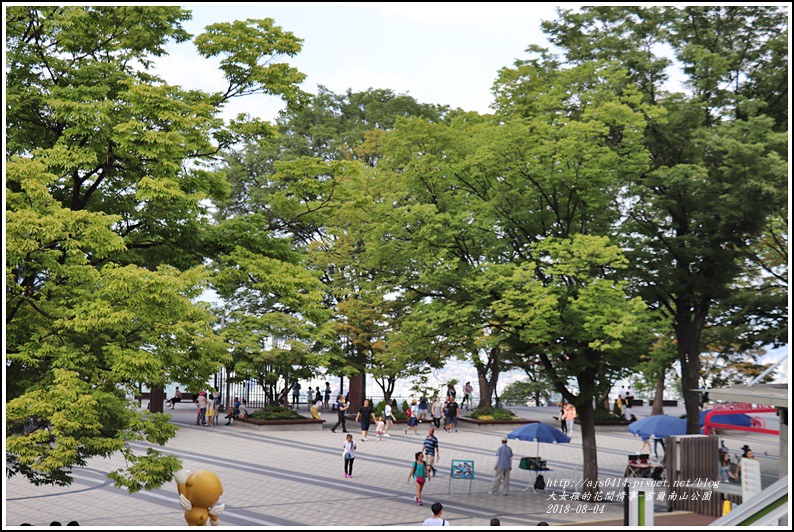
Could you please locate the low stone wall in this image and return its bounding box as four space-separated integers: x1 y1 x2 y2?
237 417 326 432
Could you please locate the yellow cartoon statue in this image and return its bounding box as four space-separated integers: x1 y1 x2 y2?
174 469 225 526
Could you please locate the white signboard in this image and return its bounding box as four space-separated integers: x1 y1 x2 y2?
740 458 762 501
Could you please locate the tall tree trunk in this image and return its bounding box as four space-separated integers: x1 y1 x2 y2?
476 369 496 409
348 371 365 414
576 367 600 500
148 386 165 414
651 371 665 416
539 351 601 500
676 310 706 434
474 346 501 409
577 396 599 500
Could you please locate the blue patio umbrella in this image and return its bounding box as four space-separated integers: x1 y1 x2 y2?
699 411 753 429
628 415 688 439
507 422 571 457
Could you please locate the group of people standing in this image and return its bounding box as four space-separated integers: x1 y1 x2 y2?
166 387 249 427
406 395 462 434
291 381 333 411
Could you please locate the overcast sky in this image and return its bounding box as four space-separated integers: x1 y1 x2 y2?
153 3 580 121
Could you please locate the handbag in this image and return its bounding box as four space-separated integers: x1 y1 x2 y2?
344 452 351 460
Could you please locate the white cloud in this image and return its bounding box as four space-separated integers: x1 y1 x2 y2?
376 2 568 27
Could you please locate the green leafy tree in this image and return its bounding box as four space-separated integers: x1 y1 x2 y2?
216 88 450 400
364 55 658 497
6 6 307 490
540 5 788 434
501 379 552 407
5 158 226 491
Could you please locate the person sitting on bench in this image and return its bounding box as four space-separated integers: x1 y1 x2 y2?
167 387 182 409
225 397 242 424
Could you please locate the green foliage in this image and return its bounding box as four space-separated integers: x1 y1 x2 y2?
501 380 551 405
248 406 309 421
5 5 308 490
530 6 788 438
470 407 519 421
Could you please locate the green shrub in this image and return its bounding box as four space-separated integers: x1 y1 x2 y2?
248 406 309 421
470 407 518 420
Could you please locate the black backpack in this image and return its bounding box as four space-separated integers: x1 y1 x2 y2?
534 474 546 490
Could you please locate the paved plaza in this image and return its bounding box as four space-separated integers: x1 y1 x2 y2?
4 403 782 528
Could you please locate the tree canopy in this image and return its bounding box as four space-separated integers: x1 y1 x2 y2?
5 6 307 491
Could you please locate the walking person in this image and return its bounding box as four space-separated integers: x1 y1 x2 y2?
462 382 474 410
383 399 396 437
342 433 357 478
331 394 350 433
405 400 419 435
489 437 513 495
442 398 451 432
446 396 460 432
418 396 429 422
653 437 666 459
195 391 208 426
638 435 652 455
306 386 314 410
431 396 444 429
564 403 576 437
375 416 386 441
423 428 440 477
407 451 430 506
355 399 377 441
291 381 301 410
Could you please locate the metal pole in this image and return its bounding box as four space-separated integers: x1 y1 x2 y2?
623 483 630 526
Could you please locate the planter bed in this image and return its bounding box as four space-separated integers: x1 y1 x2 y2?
457 417 536 430
237 417 326 432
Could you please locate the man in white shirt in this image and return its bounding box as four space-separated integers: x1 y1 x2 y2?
422 502 451 526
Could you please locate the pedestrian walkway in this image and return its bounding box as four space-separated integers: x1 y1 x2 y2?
4 403 780 527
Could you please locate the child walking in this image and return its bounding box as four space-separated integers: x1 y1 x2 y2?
407 451 429 505
343 434 357 478
376 416 386 441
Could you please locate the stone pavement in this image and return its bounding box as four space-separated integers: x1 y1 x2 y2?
4 403 781 528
